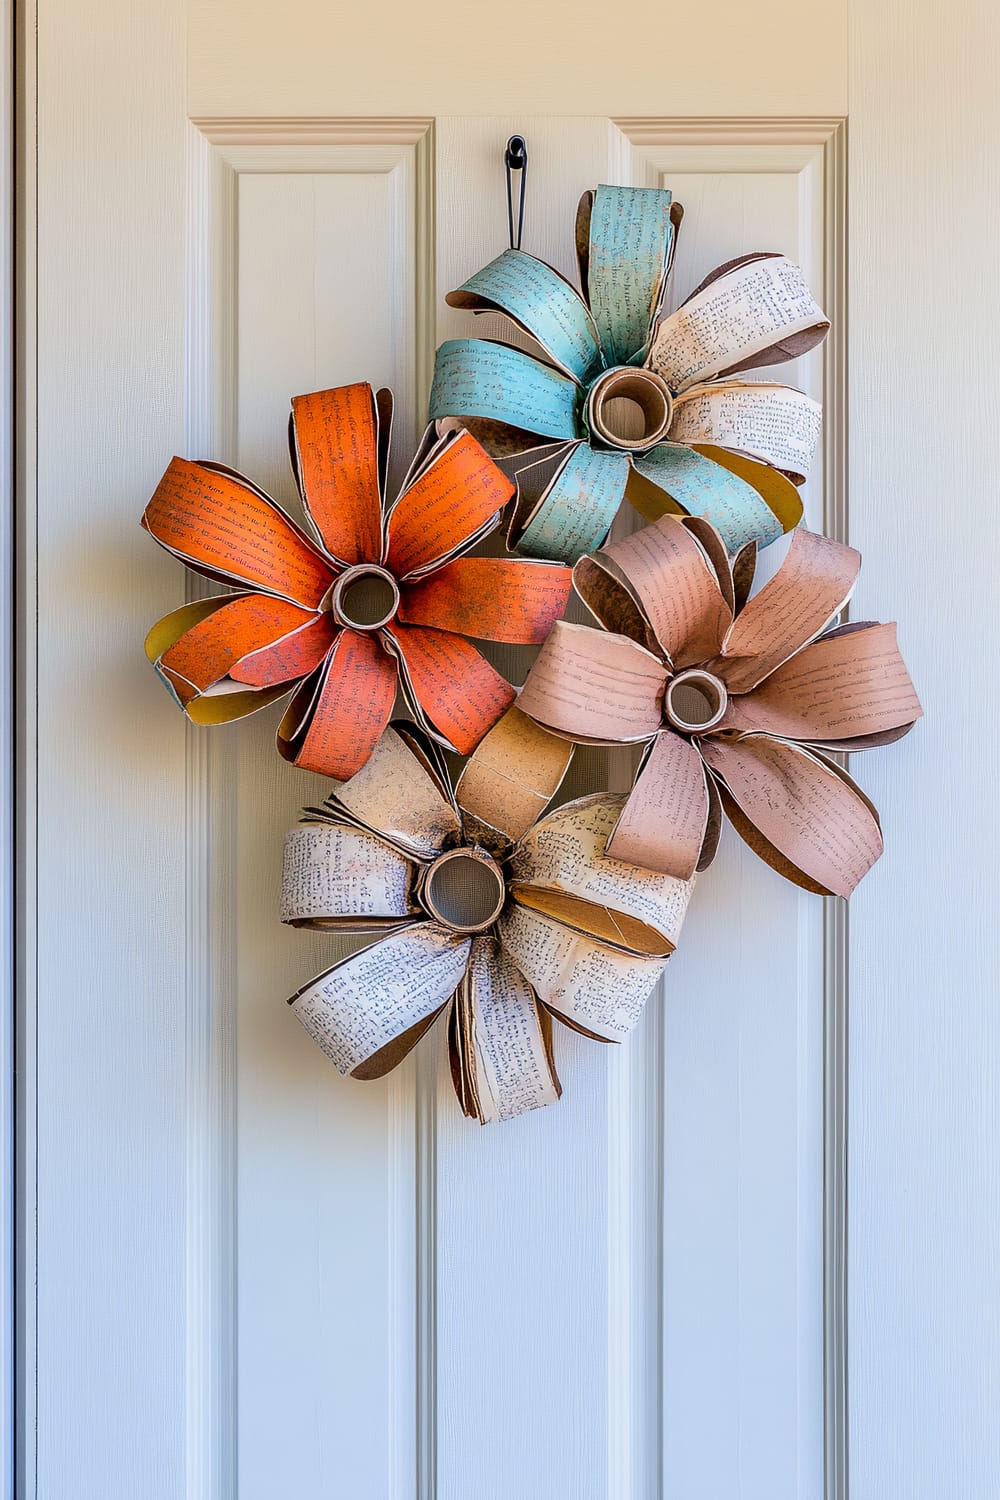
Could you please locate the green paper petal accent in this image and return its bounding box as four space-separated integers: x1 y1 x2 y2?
633 444 785 551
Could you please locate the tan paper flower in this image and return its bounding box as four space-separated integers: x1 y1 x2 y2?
518 516 922 897
280 718 693 1123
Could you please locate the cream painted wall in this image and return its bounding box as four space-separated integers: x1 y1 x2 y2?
189 0 848 118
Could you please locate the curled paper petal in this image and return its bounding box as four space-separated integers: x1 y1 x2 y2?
584 184 678 365
712 528 861 693
497 904 670 1043
701 735 884 898
586 513 732 668
278 628 397 780
289 384 383 565
428 339 580 444
147 592 312 705
517 620 667 744
572 553 658 651
455 704 574 852
452 936 562 1124
231 612 338 688
386 623 515 754
630 443 787 552
509 441 630 564
446 249 603 383
721 621 923 745
319 724 462 861
670 382 822 483
605 730 712 881
142 457 334 606
648 253 829 392
288 923 471 1079
384 429 511 578
399 556 571 645
280 822 418 929
509 793 692 954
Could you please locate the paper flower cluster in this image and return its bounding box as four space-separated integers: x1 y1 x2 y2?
429 184 830 564
140 179 922 1122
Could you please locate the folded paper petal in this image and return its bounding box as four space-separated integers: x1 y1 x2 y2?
572 554 658 651
384 429 512 578
288 923 471 1078
453 936 562 1123
289 385 383 566
230 612 338 688
386 623 514 754
669 382 822 484
648 254 829 391
279 628 397 780
146 592 310 700
701 735 884 898
280 822 418 928
631 443 787 552
398 556 571 644
588 513 732 668
584 184 677 365
456 705 574 852
428 339 580 444
721 621 923 743
509 793 691 954
713 528 861 693
517 620 666 744
497 904 670 1042
446 249 603 383
142 457 334 607
322 724 462 860
605 730 711 881
509 441 630 563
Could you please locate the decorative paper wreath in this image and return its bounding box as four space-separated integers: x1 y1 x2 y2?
428 183 830 564
518 514 923 897
136 168 923 1126
141 382 571 778
280 714 692 1123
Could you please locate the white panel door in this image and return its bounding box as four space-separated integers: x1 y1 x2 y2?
19 3 847 1494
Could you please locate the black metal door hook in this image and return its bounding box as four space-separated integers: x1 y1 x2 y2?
504 135 528 251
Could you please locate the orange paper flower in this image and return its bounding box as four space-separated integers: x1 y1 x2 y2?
142 383 572 778
518 516 922 897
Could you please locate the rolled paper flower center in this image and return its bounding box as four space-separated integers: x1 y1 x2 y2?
664 668 728 733
422 847 506 933
327 564 400 631
586 365 674 452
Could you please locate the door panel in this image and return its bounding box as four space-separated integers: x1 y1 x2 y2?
22 2 845 1487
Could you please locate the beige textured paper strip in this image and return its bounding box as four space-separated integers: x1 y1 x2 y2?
670 382 822 483
497 904 670 1042
327 725 462 860
455 705 574 848
280 823 417 926
649 255 829 391
289 923 470 1076
509 793 692 953
464 935 561 1123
